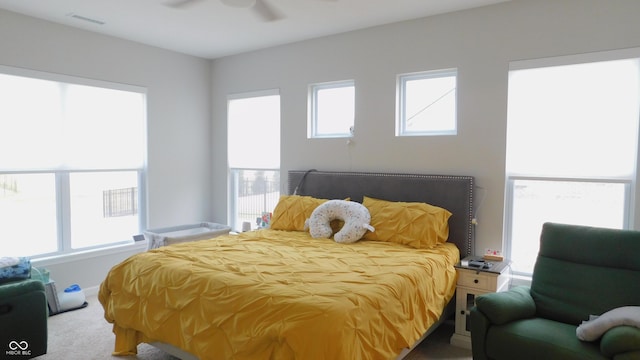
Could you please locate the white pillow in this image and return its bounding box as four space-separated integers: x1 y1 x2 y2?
306 200 375 244
576 306 640 341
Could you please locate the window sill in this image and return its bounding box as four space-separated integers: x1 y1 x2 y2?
509 273 533 288
32 241 148 268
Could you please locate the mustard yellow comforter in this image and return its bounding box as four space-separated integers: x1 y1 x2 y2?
99 229 459 360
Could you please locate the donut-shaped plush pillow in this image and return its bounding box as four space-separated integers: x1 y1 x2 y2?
306 199 375 243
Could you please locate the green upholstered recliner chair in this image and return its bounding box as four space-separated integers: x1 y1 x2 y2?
0 277 48 358
470 222 640 360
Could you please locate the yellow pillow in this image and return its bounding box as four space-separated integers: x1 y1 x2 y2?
362 196 452 249
270 195 328 231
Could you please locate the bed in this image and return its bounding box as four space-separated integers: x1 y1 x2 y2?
99 170 474 360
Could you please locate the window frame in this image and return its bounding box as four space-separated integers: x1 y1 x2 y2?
396 68 458 137
504 175 633 276
503 49 640 277
0 66 147 259
307 80 355 139
227 90 281 231
228 168 280 232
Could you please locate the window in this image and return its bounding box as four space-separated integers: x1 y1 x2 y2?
396 69 457 136
308 80 355 138
505 54 639 275
0 67 147 258
228 90 280 231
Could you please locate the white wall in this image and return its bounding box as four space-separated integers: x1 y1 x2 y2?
210 0 640 255
0 9 212 289
3 0 640 289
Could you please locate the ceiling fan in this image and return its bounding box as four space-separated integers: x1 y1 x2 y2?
165 0 335 22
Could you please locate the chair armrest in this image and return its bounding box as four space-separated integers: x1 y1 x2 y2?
613 352 640 360
0 279 44 300
475 286 536 325
600 325 640 358
470 306 491 360
470 286 536 360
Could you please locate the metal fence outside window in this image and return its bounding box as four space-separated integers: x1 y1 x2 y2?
231 169 280 230
103 187 138 218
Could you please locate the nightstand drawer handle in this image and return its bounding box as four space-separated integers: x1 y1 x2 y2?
474 279 479 284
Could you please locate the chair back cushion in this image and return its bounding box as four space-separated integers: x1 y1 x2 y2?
531 222 640 325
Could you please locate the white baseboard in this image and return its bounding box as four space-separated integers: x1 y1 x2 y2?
83 285 100 297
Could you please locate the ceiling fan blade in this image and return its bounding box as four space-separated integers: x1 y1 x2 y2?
164 0 205 8
220 0 255 7
252 0 284 22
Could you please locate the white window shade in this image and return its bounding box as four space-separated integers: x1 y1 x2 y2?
506 59 640 179
62 85 146 170
0 74 64 170
0 73 146 171
228 93 280 169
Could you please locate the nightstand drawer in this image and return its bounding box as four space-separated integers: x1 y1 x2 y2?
457 270 493 291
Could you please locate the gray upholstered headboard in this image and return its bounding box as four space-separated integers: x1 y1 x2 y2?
288 170 474 258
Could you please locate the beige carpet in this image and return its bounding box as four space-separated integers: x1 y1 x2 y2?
38 295 472 360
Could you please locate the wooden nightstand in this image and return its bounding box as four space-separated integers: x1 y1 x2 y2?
450 256 510 349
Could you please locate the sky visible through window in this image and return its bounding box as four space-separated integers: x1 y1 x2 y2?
404 74 456 134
